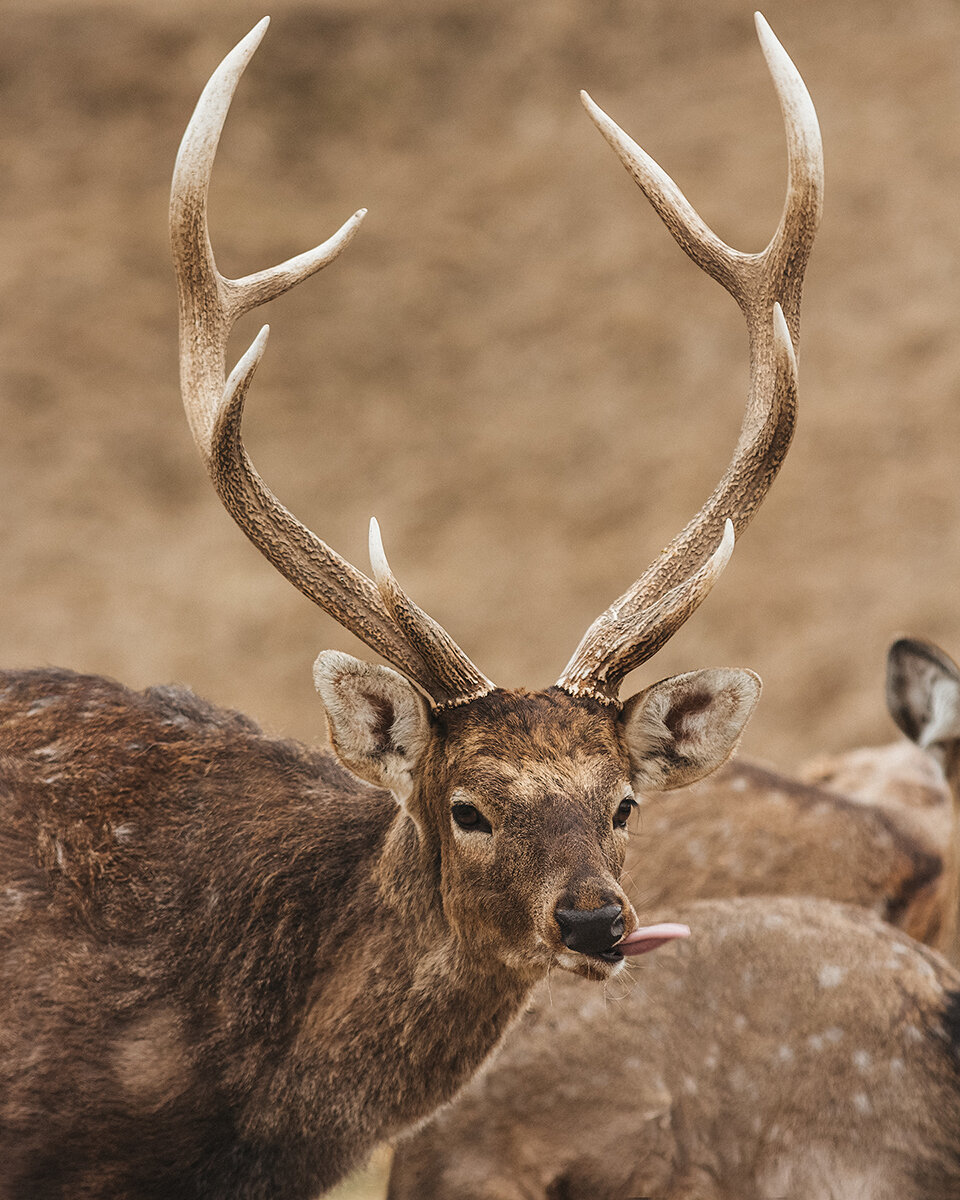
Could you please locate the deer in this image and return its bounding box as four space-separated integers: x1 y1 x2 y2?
386 892 960 1200
615 638 960 960
623 756 944 942
0 13 820 1200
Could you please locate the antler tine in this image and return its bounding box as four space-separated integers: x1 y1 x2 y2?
171 18 364 454
558 15 820 704
564 520 736 706
562 298 794 704
172 21 491 701
368 520 494 708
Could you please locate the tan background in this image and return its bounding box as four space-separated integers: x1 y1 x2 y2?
1 1 959 1192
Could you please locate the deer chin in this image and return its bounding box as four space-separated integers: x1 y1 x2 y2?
618 923 691 957
554 948 626 981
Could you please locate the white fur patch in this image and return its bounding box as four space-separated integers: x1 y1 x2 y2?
818 964 845 989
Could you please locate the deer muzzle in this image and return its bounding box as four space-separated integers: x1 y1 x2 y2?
554 903 625 960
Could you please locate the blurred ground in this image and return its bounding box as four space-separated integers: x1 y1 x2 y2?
1 1 959 1194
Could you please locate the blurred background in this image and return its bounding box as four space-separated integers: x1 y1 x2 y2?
2 0 959 1194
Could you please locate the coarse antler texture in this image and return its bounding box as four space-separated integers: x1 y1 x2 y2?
170 17 493 709
558 13 823 705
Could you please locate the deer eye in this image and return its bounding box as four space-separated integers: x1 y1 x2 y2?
451 802 493 834
613 797 636 830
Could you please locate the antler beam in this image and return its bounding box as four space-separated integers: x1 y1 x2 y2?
170 17 493 708
557 13 822 705
172 14 818 713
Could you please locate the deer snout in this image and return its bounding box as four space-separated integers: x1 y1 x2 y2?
554 903 624 957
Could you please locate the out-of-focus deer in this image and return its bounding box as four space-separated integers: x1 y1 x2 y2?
625 759 943 939
0 13 821 1200
622 639 960 960
388 893 960 1200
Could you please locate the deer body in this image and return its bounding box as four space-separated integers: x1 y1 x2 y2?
626 757 946 944
800 738 951 845
388 896 960 1200
0 670 502 1196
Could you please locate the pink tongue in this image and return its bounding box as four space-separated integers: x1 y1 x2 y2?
618 922 690 957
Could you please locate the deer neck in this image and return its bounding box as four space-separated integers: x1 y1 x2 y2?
307 809 534 1111
236 800 536 1188
934 746 960 967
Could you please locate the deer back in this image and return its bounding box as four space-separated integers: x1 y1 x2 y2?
800 740 952 847
626 758 946 944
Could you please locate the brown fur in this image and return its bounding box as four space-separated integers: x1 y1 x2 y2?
801 740 950 822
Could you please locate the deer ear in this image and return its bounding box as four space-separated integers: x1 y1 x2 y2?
313 651 431 799
619 668 761 792
887 639 960 760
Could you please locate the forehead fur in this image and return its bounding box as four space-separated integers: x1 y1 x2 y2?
435 687 627 783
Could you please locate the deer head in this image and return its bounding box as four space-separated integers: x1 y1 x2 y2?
170 14 821 979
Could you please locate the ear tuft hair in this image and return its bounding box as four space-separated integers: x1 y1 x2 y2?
887 638 960 756
313 651 430 799
620 668 761 792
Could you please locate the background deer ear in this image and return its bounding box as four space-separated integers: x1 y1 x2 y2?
313 651 430 799
619 668 761 792
887 639 960 762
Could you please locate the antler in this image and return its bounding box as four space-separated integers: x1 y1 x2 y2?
170 18 493 708
557 13 822 705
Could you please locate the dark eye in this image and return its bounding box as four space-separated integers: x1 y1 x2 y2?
451 802 493 834
613 797 636 830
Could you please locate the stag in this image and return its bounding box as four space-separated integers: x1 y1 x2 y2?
0 13 820 1199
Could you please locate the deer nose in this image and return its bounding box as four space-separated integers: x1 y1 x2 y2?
554 903 624 956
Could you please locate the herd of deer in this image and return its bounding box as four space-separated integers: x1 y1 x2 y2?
1 13 957 1200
